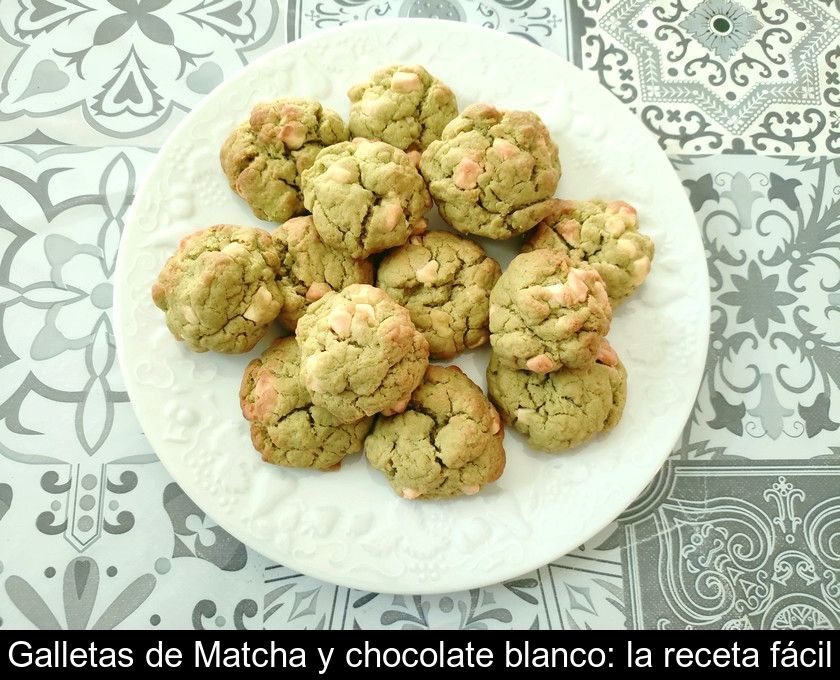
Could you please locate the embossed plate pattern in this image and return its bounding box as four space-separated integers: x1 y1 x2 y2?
114 19 710 594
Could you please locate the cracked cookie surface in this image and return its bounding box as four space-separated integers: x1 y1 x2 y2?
347 64 458 152
523 199 654 306
489 249 613 372
419 103 560 239
240 337 372 470
487 349 626 452
376 230 501 359
301 138 431 258
272 215 373 330
151 225 283 353
220 98 348 223
296 284 429 423
366 365 505 499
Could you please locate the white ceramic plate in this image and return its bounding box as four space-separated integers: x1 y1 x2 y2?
115 19 709 594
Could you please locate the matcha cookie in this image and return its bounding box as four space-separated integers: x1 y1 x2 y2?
301 138 431 258
220 98 348 223
419 103 560 239
240 337 372 470
347 64 458 154
487 347 626 452
272 215 373 330
297 284 430 423
376 231 501 359
523 199 654 306
489 249 612 372
151 225 283 353
366 365 505 499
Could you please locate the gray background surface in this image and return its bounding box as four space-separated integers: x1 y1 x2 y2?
0 0 838 629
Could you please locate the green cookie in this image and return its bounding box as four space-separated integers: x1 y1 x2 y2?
296 284 430 424
420 103 560 239
366 365 506 499
487 350 626 452
240 337 373 470
376 230 501 359
301 138 431 258
523 199 654 306
489 249 613 372
220 98 348 223
272 215 373 330
152 225 283 353
347 64 458 152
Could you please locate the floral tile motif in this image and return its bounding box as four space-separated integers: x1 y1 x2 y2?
672 154 840 459
621 461 840 629
289 0 584 61
261 567 545 629
679 0 762 61
4 554 156 630
0 1 281 144
580 0 840 153
539 524 626 629
0 145 158 551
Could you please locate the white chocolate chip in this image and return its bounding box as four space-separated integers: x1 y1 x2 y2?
565 268 592 303
348 285 378 305
182 306 199 324
631 255 651 285
607 201 637 228
401 488 422 500
492 138 518 160
515 408 536 424
381 200 403 231
556 314 582 336
415 259 439 284
353 303 376 325
462 485 480 496
304 354 330 393
221 241 248 259
328 306 353 337
429 309 453 337
278 121 307 150
411 218 428 235
616 237 640 258
542 283 567 304
490 411 501 434
322 164 354 184
305 282 331 302
391 71 422 92
526 354 557 373
360 98 389 117
558 219 581 247
453 157 481 189
279 103 303 120
282 216 311 239
596 341 619 367
406 150 422 168
243 286 277 324
593 280 610 307
604 214 627 237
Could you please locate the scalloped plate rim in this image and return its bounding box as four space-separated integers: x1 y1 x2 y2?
114 18 710 595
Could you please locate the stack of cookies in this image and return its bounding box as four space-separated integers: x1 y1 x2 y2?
150 64 654 500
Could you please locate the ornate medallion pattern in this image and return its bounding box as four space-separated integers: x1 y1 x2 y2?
622 462 840 629
581 0 840 153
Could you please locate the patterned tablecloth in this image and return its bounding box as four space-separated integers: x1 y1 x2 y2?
0 0 838 631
